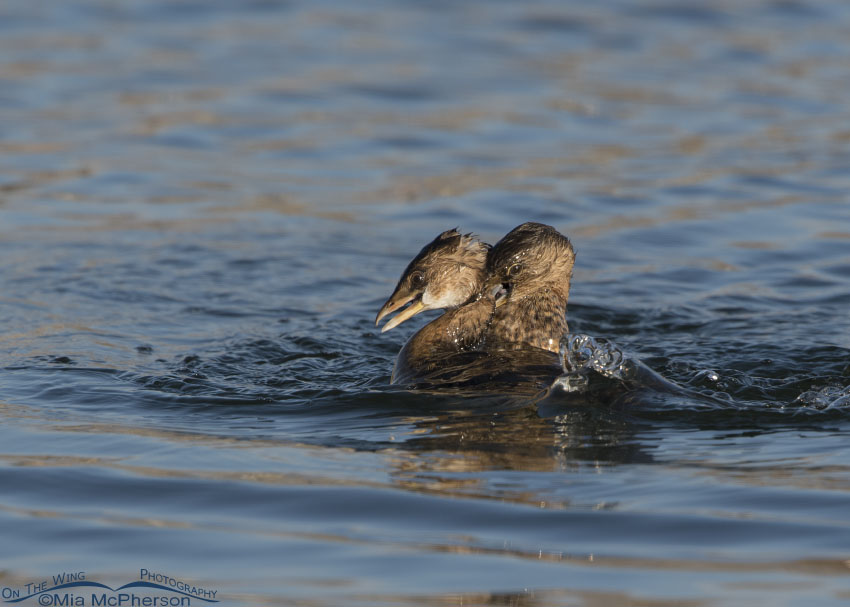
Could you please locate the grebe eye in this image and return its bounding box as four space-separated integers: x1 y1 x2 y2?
508 263 523 277
410 272 425 287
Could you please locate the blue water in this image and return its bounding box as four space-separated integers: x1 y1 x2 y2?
2 0 850 605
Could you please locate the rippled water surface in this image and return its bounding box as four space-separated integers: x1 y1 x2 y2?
2 0 850 605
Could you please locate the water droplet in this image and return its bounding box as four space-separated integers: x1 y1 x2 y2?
694 369 720 382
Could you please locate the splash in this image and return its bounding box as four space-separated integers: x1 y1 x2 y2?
551 334 682 395
793 384 850 410
552 335 850 414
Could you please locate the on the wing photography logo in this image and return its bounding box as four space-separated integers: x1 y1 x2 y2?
2 570 218 606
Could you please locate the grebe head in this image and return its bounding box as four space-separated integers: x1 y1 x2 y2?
376 229 489 332
484 222 575 308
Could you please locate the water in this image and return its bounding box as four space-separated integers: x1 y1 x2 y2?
2 0 850 605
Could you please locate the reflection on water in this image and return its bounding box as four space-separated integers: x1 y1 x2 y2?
2 0 850 605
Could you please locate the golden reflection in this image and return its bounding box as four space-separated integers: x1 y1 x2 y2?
0 453 386 490
207 193 355 221
129 109 223 135
391 589 708 607
545 97 596 116
0 215 230 235
594 83 688 105
119 88 224 106
0 142 67 154
0 167 93 195
0 400 42 421
689 460 850 493
361 147 630 204
242 138 318 152
730 241 779 250
0 61 52 78
570 195 816 240
378 399 648 508
0 321 113 346
675 134 706 155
